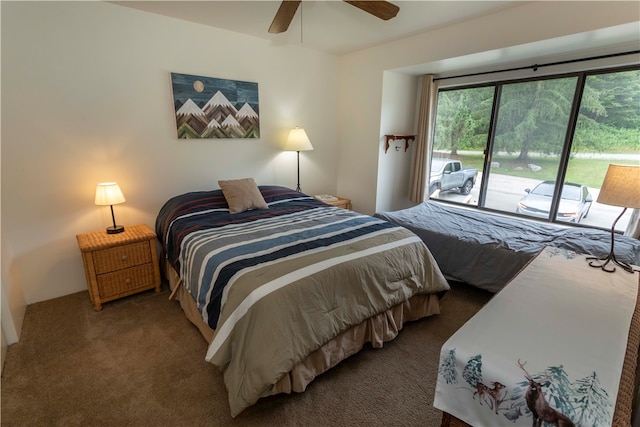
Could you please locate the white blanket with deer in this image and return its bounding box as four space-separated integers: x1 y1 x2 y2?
434 246 639 427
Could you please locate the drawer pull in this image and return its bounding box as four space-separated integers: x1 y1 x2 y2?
121 255 128 261
125 278 131 284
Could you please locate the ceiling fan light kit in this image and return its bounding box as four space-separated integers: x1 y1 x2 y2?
268 0 399 34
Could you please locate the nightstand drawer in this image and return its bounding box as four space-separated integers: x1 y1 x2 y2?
77 224 162 311
327 198 351 209
93 241 151 274
96 264 156 299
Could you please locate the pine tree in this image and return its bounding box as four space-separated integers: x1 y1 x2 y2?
438 349 458 384
433 87 493 154
573 372 613 427
462 354 483 387
540 365 577 420
494 78 576 161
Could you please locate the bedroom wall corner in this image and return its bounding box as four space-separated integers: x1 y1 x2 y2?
1 45 27 345
1 238 27 345
1 327 7 374
335 60 385 215
375 71 420 213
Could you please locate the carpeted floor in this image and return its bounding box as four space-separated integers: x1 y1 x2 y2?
1 281 492 427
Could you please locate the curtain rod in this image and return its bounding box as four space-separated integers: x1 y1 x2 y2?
433 50 640 82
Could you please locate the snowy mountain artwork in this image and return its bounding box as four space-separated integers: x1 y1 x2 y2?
171 72 260 139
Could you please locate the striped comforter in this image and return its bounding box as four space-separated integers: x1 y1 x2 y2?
156 186 449 416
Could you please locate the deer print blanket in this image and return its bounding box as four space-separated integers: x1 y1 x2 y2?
434 246 640 427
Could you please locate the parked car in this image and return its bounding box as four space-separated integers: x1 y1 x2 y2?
429 158 478 196
516 181 593 223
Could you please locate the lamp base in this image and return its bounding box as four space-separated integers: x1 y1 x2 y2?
585 206 636 274
106 225 125 234
586 253 635 274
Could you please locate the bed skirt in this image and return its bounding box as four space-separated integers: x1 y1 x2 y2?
163 259 442 397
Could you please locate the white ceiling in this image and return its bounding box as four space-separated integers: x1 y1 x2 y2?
110 1 520 55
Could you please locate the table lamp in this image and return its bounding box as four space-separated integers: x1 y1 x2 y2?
95 182 126 234
586 164 640 273
283 127 313 192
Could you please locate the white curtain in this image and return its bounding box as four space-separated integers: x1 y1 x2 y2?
625 208 640 239
409 75 438 204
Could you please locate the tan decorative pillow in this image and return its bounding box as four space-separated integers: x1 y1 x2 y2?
218 178 268 214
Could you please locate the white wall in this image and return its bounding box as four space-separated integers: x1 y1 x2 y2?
2 327 7 374
337 1 640 215
1 1 339 308
0 0 27 345
1 238 27 345
375 71 419 213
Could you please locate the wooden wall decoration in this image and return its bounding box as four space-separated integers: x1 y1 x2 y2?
384 135 416 153
170 72 260 139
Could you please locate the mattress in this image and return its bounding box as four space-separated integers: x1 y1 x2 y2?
375 201 640 293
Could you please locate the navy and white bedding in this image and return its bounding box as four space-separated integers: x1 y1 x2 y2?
375 201 640 293
155 186 450 416
156 186 448 329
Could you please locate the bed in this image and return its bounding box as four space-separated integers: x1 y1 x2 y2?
375 201 640 293
155 182 450 417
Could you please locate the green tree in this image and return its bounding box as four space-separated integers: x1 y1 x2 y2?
573 372 613 427
494 78 577 160
434 87 493 155
438 349 458 384
573 70 640 153
462 354 483 387
432 68 639 162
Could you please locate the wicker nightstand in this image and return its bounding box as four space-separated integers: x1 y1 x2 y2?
76 224 161 311
321 196 352 210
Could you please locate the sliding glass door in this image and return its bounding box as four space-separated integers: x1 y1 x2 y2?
429 66 640 231
567 69 640 230
431 86 494 205
484 77 578 220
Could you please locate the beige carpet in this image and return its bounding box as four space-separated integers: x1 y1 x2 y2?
1 281 491 426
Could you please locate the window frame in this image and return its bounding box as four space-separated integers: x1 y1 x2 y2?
430 63 640 231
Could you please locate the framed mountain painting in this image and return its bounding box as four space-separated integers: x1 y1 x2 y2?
170 72 260 139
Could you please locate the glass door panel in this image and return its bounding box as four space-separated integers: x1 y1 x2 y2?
429 86 494 205
483 77 579 220
567 69 640 230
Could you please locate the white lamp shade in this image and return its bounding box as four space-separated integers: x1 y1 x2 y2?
283 127 313 152
95 182 126 206
596 165 640 209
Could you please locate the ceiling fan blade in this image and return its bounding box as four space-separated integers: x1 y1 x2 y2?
268 0 301 34
344 1 399 21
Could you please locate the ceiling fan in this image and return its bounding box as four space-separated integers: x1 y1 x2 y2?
268 1 400 34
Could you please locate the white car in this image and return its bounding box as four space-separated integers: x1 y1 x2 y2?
516 181 593 223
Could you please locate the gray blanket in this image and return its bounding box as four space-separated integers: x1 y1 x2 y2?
375 201 640 293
